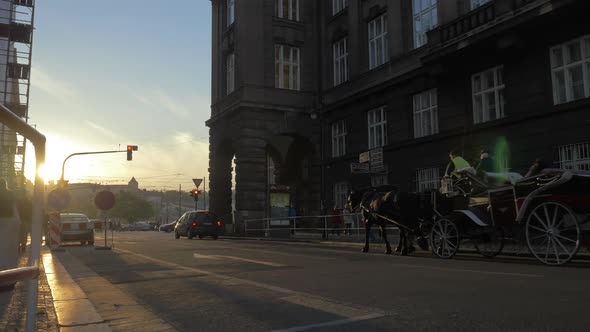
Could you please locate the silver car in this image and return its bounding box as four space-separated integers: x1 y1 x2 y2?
60 213 95 245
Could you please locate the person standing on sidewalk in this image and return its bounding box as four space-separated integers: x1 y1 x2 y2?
0 178 20 273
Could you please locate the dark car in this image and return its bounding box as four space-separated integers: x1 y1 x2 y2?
174 211 223 240
159 219 178 233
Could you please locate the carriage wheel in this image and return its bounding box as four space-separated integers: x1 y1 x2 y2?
525 202 580 266
429 218 460 259
472 227 504 258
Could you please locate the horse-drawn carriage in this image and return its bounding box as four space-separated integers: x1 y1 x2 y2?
431 166 590 265
346 164 590 266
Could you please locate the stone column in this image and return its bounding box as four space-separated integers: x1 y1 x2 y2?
234 135 268 235
208 128 233 232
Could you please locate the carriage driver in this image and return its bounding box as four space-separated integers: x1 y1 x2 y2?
448 149 475 177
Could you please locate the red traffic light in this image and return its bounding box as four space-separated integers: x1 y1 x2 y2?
126 145 138 161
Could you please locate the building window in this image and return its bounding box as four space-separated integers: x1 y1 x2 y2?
334 182 349 209
472 66 505 124
226 53 235 95
416 167 440 192
332 0 347 15
333 38 349 86
368 107 387 149
470 0 491 10
413 89 438 138
276 0 299 21
275 45 300 90
413 0 438 48
550 35 590 105
371 174 388 187
558 142 590 171
332 120 346 158
368 14 388 70
227 0 235 26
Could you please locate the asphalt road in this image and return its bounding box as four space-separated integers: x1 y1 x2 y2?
62 231 590 331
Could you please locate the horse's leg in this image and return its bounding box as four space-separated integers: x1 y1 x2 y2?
407 230 416 254
381 224 392 254
401 229 409 256
363 221 371 253
395 229 403 253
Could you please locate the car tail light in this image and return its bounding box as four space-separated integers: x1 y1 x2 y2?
192 222 199 227
217 221 222 227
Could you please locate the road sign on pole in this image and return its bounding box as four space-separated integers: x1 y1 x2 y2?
192 178 203 188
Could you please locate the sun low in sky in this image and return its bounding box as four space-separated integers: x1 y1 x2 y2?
23 0 213 190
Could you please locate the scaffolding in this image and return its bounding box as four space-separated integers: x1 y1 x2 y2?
0 0 35 188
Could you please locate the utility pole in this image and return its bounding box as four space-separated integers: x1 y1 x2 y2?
178 184 181 218
204 177 207 210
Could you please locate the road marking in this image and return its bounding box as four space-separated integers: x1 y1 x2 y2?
270 313 385 332
193 253 287 267
281 295 371 318
114 248 389 320
391 262 544 278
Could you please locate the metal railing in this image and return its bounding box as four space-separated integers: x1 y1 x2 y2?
0 102 46 332
243 213 402 241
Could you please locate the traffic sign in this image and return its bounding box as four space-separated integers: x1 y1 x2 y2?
48 188 71 211
350 163 370 174
95 191 116 211
192 178 203 188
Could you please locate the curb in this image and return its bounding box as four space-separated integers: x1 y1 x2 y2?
221 236 590 260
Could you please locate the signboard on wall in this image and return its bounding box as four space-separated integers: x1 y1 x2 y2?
359 151 370 163
350 163 370 174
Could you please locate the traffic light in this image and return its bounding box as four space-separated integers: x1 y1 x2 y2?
190 189 200 201
126 145 138 161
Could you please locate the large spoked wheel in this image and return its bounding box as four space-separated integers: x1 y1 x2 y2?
473 227 504 258
526 202 580 266
430 218 460 259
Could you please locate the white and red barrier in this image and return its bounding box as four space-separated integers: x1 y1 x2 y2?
48 212 61 249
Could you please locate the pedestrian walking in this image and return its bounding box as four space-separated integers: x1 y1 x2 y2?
331 207 343 236
16 189 32 252
0 178 20 274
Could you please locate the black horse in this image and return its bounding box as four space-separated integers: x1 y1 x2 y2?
346 186 430 255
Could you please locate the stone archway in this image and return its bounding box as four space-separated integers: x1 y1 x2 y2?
208 108 321 234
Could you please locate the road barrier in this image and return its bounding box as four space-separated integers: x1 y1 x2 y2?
48 212 61 250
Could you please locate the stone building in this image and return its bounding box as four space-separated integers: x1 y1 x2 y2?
208 0 590 229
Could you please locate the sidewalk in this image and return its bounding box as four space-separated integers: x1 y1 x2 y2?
0 249 59 332
51 250 175 331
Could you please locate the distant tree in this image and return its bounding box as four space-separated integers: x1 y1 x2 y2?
109 191 154 223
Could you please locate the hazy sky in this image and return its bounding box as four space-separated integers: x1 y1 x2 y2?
24 0 212 191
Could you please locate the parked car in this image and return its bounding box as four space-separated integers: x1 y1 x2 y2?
59 213 95 245
159 219 178 232
133 221 153 231
174 211 223 240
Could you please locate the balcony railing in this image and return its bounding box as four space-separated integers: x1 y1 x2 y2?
436 2 496 45
427 0 545 47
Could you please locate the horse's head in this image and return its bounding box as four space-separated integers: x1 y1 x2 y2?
346 189 363 212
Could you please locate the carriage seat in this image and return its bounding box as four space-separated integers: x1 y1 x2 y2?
483 172 523 185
